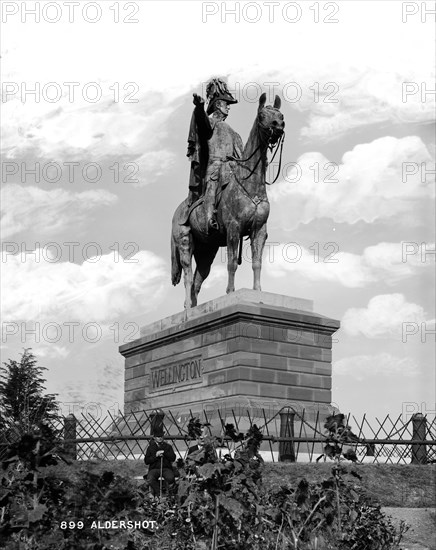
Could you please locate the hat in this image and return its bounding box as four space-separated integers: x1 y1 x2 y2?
206 78 238 115
153 427 164 437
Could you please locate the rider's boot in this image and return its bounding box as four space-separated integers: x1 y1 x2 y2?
209 213 219 232
204 191 219 233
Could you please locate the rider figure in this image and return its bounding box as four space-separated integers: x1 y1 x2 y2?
187 78 243 232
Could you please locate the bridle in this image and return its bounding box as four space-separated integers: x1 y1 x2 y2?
227 117 285 185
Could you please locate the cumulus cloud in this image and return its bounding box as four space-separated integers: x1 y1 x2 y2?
265 241 434 288
1 250 166 323
269 136 434 229
342 294 427 339
333 353 420 381
1 184 117 238
2 81 177 184
299 69 435 141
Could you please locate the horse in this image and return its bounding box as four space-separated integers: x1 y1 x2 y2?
171 93 285 309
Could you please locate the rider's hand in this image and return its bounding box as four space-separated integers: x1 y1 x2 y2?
156 450 164 457
193 93 205 106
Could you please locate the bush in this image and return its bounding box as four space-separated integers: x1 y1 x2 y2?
0 414 408 549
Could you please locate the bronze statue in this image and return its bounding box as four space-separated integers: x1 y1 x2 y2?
187 78 240 231
172 79 285 308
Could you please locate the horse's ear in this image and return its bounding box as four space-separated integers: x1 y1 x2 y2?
274 95 281 110
258 93 267 111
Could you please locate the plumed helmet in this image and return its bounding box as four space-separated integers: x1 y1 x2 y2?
206 77 238 115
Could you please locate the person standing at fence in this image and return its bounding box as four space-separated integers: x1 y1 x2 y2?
144 428 176 497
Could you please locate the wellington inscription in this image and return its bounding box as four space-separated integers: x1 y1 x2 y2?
150 357 203 391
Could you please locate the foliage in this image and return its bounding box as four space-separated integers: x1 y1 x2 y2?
160 418 407 549
264 461 408 549
0 412 409 550
0 349 59 441
317 413 359 463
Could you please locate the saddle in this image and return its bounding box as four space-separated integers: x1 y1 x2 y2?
180 196 204 226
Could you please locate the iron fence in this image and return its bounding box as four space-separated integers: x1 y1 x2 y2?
55 407 436 465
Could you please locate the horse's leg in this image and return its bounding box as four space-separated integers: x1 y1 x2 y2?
178 225 194 308
226 223 240 294
251 224 268 291
192 244 219 304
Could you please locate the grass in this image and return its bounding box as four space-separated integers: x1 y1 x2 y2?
44 459 436 508
262 462 436 508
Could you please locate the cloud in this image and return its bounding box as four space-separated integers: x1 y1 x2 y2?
265 241 434 288
342 294 427 339
133 150 177 186
57 358 124 419
2 83 177 185
299 69 435 141
32 344 70 359
1 250 167 324
1 184 117 238
269 136 434 229
2 1 433 166
201 266 227 290
333 353 420 381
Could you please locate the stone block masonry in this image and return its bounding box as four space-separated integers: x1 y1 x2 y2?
119 289 340 423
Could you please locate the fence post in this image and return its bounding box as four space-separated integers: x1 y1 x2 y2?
365 443 375 457
64 414 77 460
279 410 296 462
411 413 427 464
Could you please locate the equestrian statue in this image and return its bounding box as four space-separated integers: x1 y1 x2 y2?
171 78 285 309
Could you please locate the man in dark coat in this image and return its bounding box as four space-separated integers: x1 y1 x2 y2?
144 428 176 496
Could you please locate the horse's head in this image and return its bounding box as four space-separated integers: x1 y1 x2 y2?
257 93 285 145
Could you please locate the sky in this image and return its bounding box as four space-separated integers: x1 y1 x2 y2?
1 0 435 423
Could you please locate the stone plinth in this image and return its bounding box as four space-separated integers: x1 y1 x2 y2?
119 289 339 424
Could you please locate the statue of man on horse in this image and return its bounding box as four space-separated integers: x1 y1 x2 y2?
186 78 241 232
172 77 285 309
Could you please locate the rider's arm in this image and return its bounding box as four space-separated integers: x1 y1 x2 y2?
233 133 244 159
193 96 213 140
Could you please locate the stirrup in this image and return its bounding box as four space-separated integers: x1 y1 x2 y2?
208 219 219 232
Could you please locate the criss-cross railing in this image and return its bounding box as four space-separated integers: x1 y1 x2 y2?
50 407 436 464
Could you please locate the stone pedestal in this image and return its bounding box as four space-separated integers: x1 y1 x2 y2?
119 289 339 428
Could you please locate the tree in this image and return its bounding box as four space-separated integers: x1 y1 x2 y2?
0 348 59 436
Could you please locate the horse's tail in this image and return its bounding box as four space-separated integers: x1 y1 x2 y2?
237 236 243 265
171 233 182 286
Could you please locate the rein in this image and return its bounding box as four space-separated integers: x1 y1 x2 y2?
228 123 285 184
265 131 285 185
